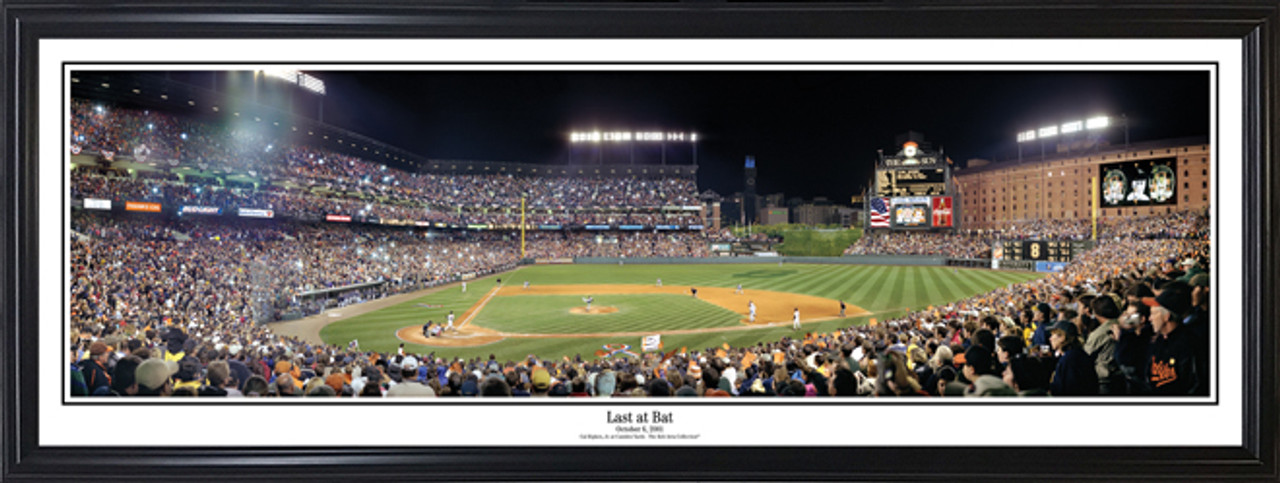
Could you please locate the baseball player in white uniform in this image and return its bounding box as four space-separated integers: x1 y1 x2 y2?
735 283 744 295
792 308 801 330
656 278 662 287
523 281 530 290
446 311 456 331
583 296 594 311
748 301 756 322
461 281 467 292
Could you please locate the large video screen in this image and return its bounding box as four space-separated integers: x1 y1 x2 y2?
890 197 931 227
1100 157 1178 207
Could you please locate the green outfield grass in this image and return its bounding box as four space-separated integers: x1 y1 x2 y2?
474 294 742 334
318 263 1044 361
774 228 863 256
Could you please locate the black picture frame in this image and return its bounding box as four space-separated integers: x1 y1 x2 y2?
3 1 1275 480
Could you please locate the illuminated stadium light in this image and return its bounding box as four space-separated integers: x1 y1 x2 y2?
1016 130 1036 142
260 69 326 95
571 131 697 143
132 88 141 94
71 77 79 83
264 68 300 82
212 106 219 112
188 100 195 106
160 94 168 100
1086 116 1110 129
101 83 109 88
1061 120 1083 134
1038 126 1058 137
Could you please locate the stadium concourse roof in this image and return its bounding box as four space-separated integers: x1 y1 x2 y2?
954 135 1210 176
71 71 698 180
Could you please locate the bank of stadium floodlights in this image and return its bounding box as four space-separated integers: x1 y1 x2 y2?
1016 115 1127 162
569 130 698 165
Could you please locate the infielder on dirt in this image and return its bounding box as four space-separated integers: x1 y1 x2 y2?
792 307 801 330
748 300 756 322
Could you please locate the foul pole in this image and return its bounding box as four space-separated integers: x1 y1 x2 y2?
520 196 527 258
1090 176 1098 240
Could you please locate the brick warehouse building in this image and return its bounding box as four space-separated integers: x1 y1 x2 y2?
954 137 1210 230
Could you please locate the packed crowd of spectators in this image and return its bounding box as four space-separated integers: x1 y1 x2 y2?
844 232 992 258
71 207 1209 398
522 232 710 259
70 213 522 326
845 211 1209 256
72 171 703 227
70 99 700 215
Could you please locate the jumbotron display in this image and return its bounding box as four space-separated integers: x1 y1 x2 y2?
1100 157 1178 207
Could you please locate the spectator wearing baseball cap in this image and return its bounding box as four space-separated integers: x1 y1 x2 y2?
1047 319 1098 396
1140 282 1208 396
1083 293 1124 395
77 341 112 394
134 358 179 396
529 367 552 397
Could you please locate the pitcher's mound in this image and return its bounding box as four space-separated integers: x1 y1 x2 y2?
570 306 618 315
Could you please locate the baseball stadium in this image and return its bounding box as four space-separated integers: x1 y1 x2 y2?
67 70 1211 399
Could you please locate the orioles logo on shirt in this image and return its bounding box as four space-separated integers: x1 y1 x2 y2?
1150 356 1178 388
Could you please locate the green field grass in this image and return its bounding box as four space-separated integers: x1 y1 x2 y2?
775 228 863 256
474 294 742 334
318 263 1043 361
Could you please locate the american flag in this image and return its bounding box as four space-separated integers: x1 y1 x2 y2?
870 198 891 227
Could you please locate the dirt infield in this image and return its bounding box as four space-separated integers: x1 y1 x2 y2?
394 284 869 348
569 306 619 315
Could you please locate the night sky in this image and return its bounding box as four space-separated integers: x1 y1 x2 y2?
283 71 1210 202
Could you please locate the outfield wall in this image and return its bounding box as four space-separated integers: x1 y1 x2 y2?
572 255 950 266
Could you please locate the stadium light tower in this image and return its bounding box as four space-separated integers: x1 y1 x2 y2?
1016 114 1124 162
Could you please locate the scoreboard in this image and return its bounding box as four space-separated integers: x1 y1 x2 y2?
999 240 1094 262
875 168 947 197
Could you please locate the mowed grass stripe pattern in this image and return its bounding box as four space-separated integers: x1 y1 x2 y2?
473 294 742 334
318 285 491 350
319 264 1044 360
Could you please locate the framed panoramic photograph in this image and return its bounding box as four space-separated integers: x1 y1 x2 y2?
3 1 1277 481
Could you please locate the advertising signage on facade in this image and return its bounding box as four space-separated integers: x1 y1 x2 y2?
237 208 274 218
125 201 161 212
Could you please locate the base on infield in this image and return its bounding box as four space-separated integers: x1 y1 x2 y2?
569 306 619 315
